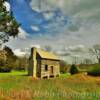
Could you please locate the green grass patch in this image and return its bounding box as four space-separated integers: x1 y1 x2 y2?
0 71 100 100
59 73 71 78
0 70 28 77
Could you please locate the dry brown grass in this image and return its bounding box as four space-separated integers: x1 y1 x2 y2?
0 73 100 100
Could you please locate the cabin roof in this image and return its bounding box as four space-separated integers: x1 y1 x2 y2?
37 49 60 60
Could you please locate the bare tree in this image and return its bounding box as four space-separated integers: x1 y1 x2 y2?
89 44 100 63
83 58 93 64
44 45 52 52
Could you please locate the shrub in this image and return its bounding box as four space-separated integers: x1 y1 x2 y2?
88 64 100 76
70 64 79 75
0 66 12 72
0 59 14 72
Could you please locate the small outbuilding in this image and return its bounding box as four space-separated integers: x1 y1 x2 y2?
28 47 60 78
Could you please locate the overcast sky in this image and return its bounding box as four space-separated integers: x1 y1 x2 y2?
6 0 100 50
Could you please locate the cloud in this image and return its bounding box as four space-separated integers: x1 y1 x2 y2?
4 1 10 11
13 49 26 56
18 28 29 39
31 26 40 31
40 0 100 27
7 0 100 50
30 44 41 48
4 0 100 64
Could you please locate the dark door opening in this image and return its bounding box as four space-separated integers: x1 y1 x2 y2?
51 66 54 74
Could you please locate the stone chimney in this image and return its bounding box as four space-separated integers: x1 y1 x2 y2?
29 47 37 78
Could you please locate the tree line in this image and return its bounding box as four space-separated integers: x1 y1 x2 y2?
0 46 28 72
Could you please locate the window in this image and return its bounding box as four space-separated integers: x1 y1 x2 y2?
45 65 48 71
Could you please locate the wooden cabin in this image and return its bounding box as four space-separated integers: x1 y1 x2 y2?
28 47 60 78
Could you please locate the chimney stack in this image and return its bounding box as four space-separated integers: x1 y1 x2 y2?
29 47 37 77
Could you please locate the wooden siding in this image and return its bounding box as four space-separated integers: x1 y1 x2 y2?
41 59 60 78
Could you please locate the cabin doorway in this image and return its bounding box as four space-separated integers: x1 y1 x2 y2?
50 66 54 74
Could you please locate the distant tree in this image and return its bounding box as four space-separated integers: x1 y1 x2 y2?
0 46 18 72
0 50 6 67
0 59 5 66
89 44 100 63
60 60 67 73
4 46 17 60
88 64 100 76
83 58 93 64
16 57 28 71
4 46 13 55
70 64 79 75
0 0 19 46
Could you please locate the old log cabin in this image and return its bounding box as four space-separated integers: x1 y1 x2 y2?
28 47 60 78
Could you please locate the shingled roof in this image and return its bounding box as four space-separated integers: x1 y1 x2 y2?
37 49 60 60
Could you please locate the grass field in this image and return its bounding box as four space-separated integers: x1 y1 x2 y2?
0 71 100 100
0 71 28 77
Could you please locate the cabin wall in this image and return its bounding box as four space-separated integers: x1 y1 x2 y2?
41 59 60 78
